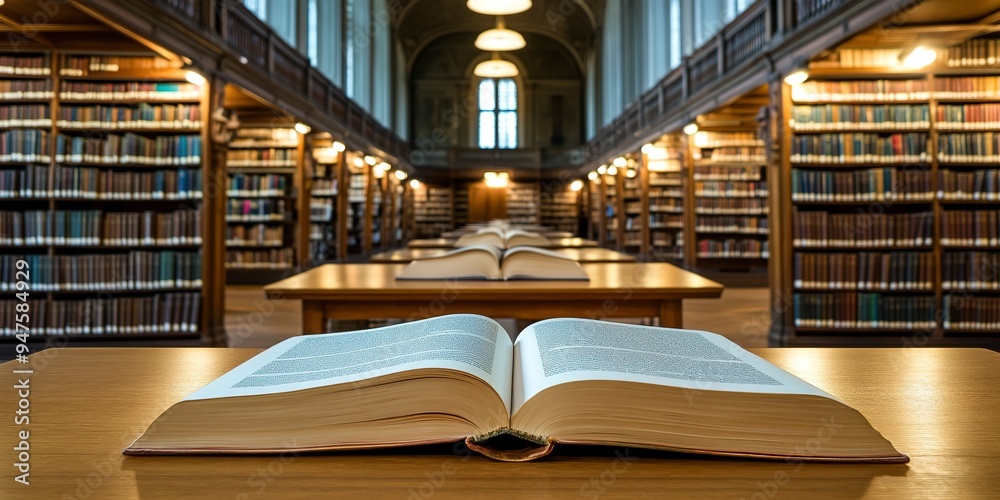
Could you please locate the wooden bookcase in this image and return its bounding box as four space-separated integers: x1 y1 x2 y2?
642 137 686 262
539 182 579 233
771 42 1000 347
307 139 345 263
413 183 454 238
0 50 222 344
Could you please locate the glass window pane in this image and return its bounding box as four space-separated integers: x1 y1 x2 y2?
498 111 517 149
498 79 517 110
479 79 495 111
308 0 318 63
479 111 496 149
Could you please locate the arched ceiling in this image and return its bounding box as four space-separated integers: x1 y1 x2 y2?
395 0 603 76
410 32 582 79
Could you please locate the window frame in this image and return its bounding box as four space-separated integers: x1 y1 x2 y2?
477 77 518 150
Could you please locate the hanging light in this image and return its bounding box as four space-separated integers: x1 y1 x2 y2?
394 169 408 180
683 122 700 135
475 17 526 52
409 179 421 189
900 46 937 69
607 165 618 176
587 171 598 182
474 52 519 78
332 141 346 152
625 168 637 178
570 180 583 191
467 0 531 15
597 165 607 175
641 143 654 154
294 122 311 135
377 161 391 172
612 157 627 167
184 70 206 86
784 68 809 86
364 155 378 166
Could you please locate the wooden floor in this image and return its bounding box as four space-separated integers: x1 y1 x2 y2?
224 286 771 348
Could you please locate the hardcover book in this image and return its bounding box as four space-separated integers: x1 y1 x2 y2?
395 245 589 281
125 315 907 463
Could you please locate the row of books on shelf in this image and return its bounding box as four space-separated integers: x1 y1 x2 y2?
226 249 294 269
227 149 296 167
649 186 684 198
691 132 760 148
694 147 766 164
696 239 769 259
942 252 1000 291
229 128 298 147
312 178 338 196
0 104 49 127
0 252 202 292
940 210 999 246
0 130 49 162
0 80 52 100
695 216 768 234
944 38 1000 68
225 199 286 222
793 77 1000 101
0 165 203 199
935 104 1000 129
651 232 683 249
792 252 934 291
55 103 202 130
793 293 936 329
649 213 683 228
226 224 284 247
943 296 1000 330
55 133 202 165
939 169 1000 200
310 199 334 220
59 82 201 101
648 171 683 186
791 167 933 201
789 133 927 164
695 198 768 215
60 55 178 75
693 165 761 181
937 133 1000 162
0 293 201 337
790 104 929 131
0 54 50 75
694 181 768 198
649 198 683 213
0 209 201 246
228 173 288 197
793 211 933 248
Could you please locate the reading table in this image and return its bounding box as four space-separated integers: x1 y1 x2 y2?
408 237 599 249
370 247 637 263
264 262 723 333
3 348 998 499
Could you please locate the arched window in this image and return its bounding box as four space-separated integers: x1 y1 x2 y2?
478 78 517 149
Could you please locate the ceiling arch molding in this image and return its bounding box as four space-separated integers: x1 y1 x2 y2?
405 25 585 76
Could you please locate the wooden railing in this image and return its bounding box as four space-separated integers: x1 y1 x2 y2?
794 0 844 26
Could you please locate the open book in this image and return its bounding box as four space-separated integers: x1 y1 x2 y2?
124 315 907 463
455 228 550 249
395 245 589 281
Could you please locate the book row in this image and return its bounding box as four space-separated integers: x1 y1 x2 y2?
648 171 683 186
792 252 934 291
227 173 289 197
56 134 202 165
791 167 933 202
0 104 50 127
0 209 202 246
60 55 176 75
693 165 762 181
0 252 202 292
940 210 1000 247
226 199 287 221
0 293 201 336
694 198 768 215
694 181 768 198
790 104 929 130
226 224 284 247
649 198 684 213
0 54 49 75
310 199 334 221
792 212 933 248
0 80 52 100
939 169 999 201
648 186 685 198
56 104 202 130
943 296 1000 331
944 38 1000 68
696 239 769 259
649 213 684 229
936 104 1000 129
793 293 936 329
651 231 683 250
691 132 761 148
312 179 338 196
0 165 203 199
231 128 299 142
227 149 297 167
937 133 1000 162
942 252 1000 291
226 249 295 269
696 147 766 163
934 76 1000 99
789 133 928 164
0 130 50 162
792 80 931 102
695 216 769 234
59 82 201 101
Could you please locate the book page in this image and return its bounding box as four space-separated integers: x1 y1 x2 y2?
396 245 503 280
512 319 836 414
187 315 514 412
503 246 574 261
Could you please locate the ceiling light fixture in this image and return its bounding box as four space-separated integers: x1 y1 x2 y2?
641 143 654 154
587 171 598 182
394 169 408 180
467 0 531 15
683 122 699 135
597 165 607 175
184 70 206 86
294 122 311 135
332 141 346 152
409 179 421 189
364 155 378 166
570 180 583 191
484 171 510 188
474 52 519 78
625 168 637 178
612 157 627 167
783 68 809 86
475 17 526 52
900 46 937 69
607 165 618 176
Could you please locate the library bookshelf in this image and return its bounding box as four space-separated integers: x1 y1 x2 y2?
771 46 1000 347
308 138 346 263
0 50 221 344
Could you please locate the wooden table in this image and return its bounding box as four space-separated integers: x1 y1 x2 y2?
441 230 574 239
408 237 599 249
4 347 998 498
264 263 721 333
370 247 637 263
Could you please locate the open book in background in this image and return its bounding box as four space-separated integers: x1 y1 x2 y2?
124 315 908 463
454 227 551 249
395 244 589 281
